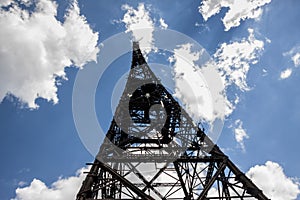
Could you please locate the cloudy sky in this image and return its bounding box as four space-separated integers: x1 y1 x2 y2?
0 0 300 199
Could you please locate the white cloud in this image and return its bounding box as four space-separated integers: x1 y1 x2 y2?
170 43 234 145
280 45 300 79
213 29 264 148
284 45 300 68
172 43 215 123
0 0 99 108
12 167 87 200
17 181 28 187
199 0 271 31
262 68 268 76
0 0 12 6
292 53 300 67
214 28 264 91
159 18 168 29
170 29 265 125
280 68 292 80
282 45 300 81
247 161 300 200
233 119 249 151
121 3 155 54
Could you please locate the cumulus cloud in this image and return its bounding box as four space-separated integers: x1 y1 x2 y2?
213 29 264 149
209 28 265 150
247 161 300 200
12 168 87 200
233 119 249 151
280 68 292 80
199 0 271 31
0 0 99 108
121 3 155 54
214 28 264 92
169 26 265 135
171 43 215 123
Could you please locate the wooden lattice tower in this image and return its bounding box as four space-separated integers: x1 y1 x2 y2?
76 42 270 200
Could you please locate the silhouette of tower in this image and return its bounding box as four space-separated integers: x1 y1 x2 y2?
76 42 269 200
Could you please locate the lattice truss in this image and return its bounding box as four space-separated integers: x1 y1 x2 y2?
76 42 269 200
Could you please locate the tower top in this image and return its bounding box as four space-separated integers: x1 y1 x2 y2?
132 41 140 51
131 41 146 69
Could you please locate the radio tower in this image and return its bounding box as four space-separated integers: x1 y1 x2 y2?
76 42 270 200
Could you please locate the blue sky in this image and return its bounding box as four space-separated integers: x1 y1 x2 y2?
0 0 300 199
